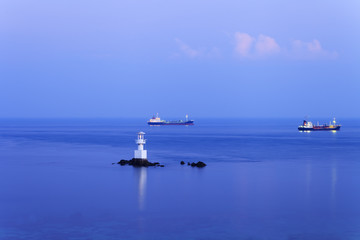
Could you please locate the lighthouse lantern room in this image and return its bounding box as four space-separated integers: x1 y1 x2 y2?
134 131 147 160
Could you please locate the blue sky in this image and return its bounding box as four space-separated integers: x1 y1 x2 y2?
0 0 359 118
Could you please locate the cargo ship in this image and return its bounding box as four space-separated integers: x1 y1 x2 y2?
298 118 341 131
147 114 194 126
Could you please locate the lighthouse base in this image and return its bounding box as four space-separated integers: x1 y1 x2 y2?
134 150 147 159
131 158 148 166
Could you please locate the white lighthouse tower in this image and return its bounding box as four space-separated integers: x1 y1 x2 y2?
134 132 147 160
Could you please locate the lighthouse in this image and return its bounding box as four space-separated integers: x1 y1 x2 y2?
134 132 147 160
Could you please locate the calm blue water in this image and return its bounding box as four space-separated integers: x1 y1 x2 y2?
1 118 360 240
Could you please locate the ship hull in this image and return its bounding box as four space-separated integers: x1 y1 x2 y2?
298 126 341 131
148 121 194 126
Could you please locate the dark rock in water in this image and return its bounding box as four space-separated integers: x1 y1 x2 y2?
190 161 207 168
119 160 128 166
187 162 191 166
159 165 165 167
117 158 163 167
196 161 206 168
131 158 158 167
180 161 185 165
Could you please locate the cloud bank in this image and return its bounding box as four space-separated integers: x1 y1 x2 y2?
174 34 337 61
234 32 337 60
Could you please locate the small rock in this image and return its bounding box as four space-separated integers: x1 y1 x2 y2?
187 162 191 166
118 160 128 166
180 161 185 165
159 165 165 167
189 161 207 168
196 161 207 168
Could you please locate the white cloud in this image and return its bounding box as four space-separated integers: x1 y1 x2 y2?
174 38 221 59
234 32 254 57
175 38 200 58
291 39 338 60
234 32 280 59
255 34 280 56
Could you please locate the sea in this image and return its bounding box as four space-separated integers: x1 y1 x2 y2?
1 118 360 240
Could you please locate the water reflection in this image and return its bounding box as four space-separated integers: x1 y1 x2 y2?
134 167 147 211
331 163 337 203
305 162 312 197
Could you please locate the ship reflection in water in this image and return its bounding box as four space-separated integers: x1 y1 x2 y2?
331 163 337 203
135 167 147 211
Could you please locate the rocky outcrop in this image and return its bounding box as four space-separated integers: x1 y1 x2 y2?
117 159 205 168
117 158 163 167
190 161 207 168
181 161 207 168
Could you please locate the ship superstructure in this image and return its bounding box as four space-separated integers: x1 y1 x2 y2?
298 118 341 131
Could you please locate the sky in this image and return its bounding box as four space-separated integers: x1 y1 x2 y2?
0 0 359 118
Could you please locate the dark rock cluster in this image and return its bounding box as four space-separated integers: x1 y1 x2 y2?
181 161 207 168
117 158 164 167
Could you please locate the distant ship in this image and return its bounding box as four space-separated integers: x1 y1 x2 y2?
298 118 341 131
147 114 194 126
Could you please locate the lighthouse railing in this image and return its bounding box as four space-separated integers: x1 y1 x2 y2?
136 139 146 144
